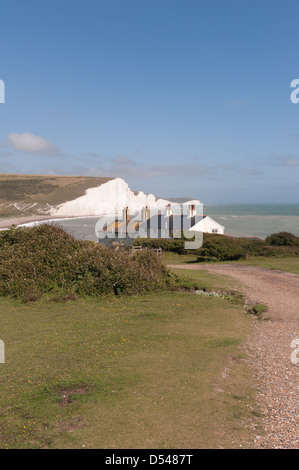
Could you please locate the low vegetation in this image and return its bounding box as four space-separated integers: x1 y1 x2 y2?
0 288 260 449
0 225 174 302
135 232 299 262
0 224 268 449
233 256 299 274
245 303 268 319
265 231 299 247
2 225 297 304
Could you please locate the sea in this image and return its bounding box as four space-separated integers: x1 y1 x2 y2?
204 203 299 239
21 203 299 242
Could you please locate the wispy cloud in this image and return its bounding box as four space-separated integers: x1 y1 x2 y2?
45 155 261 180
214 163 262 176
7 132 59 156
92 159 207 178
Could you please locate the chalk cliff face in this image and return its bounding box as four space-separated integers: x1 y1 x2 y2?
49 178 171 216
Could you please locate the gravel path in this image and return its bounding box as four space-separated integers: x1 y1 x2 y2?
169 264 299 448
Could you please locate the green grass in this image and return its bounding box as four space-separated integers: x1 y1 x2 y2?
198 255 299 275
0 288 261 449
170 267 242 294
163 252 198 265
245 303 268 319
231 256 299 274
164 250 299 275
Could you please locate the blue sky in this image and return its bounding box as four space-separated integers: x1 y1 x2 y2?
1 0 299 202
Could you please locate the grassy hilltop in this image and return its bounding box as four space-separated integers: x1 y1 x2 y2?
0 174 115 218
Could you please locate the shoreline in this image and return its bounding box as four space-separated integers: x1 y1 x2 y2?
0 213 297 239
0 214 117 230
0 215 87 229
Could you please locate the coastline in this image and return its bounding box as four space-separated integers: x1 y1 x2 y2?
0 215 81 229
0 214 114 230
1 207 299 238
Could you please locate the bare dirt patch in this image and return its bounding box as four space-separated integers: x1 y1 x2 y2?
58 387 89 407
60 417 85 433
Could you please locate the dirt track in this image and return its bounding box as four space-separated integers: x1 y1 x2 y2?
169 263 299 324
169 264 299 448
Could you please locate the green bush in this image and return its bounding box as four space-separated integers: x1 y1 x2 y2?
265 232 299 247
197 233 299 261
133 236 186 254
0 225 174 302
134 231 299 261
196 236 246 262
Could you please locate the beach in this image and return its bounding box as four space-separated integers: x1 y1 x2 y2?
0 215 87 230
0 216 57 229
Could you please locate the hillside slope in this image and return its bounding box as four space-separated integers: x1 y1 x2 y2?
0 174 115 217
0 174 171 219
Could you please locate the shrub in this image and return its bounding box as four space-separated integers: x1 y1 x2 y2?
196 233 299 262
133 236 187 254
265 232 299 247
135 231 299 261
196 235 246 262
0 224 174 301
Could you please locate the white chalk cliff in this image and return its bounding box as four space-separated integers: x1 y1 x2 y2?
49 178 171 217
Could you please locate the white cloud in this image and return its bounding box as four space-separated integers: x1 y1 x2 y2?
7 132 59 155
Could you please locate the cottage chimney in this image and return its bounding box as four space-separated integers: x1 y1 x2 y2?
189 204 196 217
142 206 150 222
166 203 172 217
123 206 130 222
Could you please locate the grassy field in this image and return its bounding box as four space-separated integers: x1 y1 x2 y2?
171 267 243 294
0 271 262 449
163 252 299 275
231 257 299 274
163 252 198 265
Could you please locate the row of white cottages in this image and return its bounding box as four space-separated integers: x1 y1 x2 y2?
108 201 225 238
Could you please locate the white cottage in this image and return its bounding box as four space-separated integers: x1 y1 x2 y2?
189 215 225 235
136 200 225 238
